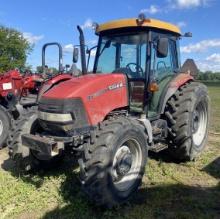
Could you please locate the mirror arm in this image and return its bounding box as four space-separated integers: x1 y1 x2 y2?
86 45 98 72
87 52 91 72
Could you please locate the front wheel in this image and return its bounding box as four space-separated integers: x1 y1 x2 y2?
79 117 148 207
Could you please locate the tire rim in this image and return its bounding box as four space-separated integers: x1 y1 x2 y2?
112 138 142 191
192 101 208 146
0 120 3 136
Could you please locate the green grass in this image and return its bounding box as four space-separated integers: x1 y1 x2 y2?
205 82 220 133
0 84 220 219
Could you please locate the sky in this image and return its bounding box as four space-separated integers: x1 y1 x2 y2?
0 0 220 72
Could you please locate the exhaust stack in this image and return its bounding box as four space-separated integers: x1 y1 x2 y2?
77 25 87 74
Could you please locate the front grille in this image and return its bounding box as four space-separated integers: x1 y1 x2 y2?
38 97 90 136
39 98 82 113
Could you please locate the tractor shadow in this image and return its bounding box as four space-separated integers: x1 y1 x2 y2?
42 166 220 219
1 151 79 188
1 149 220 218
1 149 177 189
42 155 220 219
202 156 220 179
148 149 182 164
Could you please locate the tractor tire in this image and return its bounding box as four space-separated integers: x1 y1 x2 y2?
79 117 148 207
0 106 11 148
165 81 210 161
9 106 64 171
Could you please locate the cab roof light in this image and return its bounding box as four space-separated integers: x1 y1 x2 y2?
92 22 99 31
137 13 146 25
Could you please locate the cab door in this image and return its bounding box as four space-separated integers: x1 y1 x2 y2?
148 35 180 118
122 44 147 113
118 42 147 113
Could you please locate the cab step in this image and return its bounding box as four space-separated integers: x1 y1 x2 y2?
149 142 168 153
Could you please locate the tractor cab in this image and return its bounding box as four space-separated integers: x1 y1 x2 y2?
92 16 182 118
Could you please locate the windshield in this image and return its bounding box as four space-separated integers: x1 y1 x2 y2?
94 32 148 79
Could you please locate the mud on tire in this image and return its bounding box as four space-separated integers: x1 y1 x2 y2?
79 117 148 207
165 81 210 161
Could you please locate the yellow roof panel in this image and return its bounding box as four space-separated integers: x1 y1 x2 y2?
96 18 181 35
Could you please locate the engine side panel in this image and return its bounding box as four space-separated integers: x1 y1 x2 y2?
41 74 128 125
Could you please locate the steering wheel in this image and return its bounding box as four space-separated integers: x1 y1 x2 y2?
126 63 144 78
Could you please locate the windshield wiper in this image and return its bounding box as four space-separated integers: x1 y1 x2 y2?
98 40 111 57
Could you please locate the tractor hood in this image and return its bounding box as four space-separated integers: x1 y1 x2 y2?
40 73 128 125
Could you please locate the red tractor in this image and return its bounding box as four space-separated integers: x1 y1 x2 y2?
0 42 73 148
9 15 210 207
0 69 42 147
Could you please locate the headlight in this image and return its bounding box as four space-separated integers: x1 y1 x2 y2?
38 111 73 123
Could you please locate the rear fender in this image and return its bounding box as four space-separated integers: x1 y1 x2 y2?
161 73 194 113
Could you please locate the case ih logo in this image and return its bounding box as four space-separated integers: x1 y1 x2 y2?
108 82 123 90
88 82 124 100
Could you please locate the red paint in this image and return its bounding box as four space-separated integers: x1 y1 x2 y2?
0 70 43 98
37 74 73 99
40 73 193 126
46 74 72 85
23 75 41 89
0 70 23 97
42 73 128 125
169 73 193 88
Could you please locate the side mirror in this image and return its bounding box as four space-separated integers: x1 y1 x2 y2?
183 32 192 37
157 38 168 58
73 47 79 63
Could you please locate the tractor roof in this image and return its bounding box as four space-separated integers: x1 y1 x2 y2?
96 18 181 35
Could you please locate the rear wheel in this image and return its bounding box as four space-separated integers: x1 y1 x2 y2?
9 107 64 171
79 117 148 207
0 106 11 148
165 81 210 161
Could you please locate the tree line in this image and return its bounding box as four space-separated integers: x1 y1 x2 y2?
0 25 32 73
197 71 220 81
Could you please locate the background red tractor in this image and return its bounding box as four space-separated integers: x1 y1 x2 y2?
0 42 76 148
0 69 42 147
